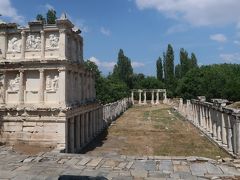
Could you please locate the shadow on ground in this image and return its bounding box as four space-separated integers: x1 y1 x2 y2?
80 129 109 154
59 175 107 180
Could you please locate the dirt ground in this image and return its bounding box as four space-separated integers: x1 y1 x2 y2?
83 104 230 159
12 143 53 155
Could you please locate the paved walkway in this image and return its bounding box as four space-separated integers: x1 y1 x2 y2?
1 146 240 179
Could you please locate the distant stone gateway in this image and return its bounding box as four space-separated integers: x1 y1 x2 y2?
0 14 131 153
131 89 167 105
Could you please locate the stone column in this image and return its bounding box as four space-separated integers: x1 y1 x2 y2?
19 70 24 104
39 69 44 104
92 74 96 100
221 112 227 145
227 115 233 152
0 32 7 59
163 92 167 104
216 111 222 142
212 110 217 139
21 31 26 59
79 73 83 103
234 115 240 155
40 30 45 59
80 114 85 146
59 29 67 60
144 91 147 104
0 72 6 104
151 91 154 104
76 115 81 150
59 69 66 106
70 118 75 153
138 91 142 104
82 73 86 103
131 91 134 104
85 113 89 142
155 91 159 104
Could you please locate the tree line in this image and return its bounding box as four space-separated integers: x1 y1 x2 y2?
86 45 240 104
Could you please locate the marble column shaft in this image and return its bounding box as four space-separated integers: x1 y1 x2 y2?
19 70 24 104
39 69 44 103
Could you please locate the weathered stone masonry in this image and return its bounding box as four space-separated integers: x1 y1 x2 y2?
178 98 240 157
0 15 131 153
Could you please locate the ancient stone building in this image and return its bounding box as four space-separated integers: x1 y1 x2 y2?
0 14 104 153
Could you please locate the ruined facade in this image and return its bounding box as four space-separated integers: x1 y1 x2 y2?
0 15 104 153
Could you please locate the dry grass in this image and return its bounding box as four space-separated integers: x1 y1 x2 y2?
86 104 230 159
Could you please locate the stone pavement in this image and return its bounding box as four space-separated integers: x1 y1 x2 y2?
1 146 240 180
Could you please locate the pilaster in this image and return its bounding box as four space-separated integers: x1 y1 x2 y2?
21 31 26 59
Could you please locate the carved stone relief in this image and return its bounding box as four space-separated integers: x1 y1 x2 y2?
26 34 41 50
8 37 21 52
48 34 59 49
46 75 59 91
8 74 20 91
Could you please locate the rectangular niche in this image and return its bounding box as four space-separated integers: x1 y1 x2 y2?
45 32 59 59
25 32 41 59
44 70 59 104
24 70 39 103
5 71 20 104
6 33 22 60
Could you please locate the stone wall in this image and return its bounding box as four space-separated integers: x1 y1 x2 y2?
178 98 240 157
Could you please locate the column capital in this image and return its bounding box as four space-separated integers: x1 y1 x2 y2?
40 30 45 35
39 69 44 73
21 30 26 36
58 68 66 72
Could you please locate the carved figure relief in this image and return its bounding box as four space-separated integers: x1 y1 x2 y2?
48 34 59 48
46 75 59 91
8 74 20 91
8 37 21 52
26 34 41 50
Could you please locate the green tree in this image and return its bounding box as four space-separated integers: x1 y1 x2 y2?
156 57 163 81
164 44 175 94
189 53 198 69
175 64 181 79
46 9 57 24
180 48 189 78
113 49 133 88
36 14 46 24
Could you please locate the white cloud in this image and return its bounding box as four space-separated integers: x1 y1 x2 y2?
89 57 145 71
89 57 115 70
166 24 188 34
100 27 111 36
0 0 24 23
234 40 240 46
210 34 227 43
135 0 240 27
132 61 145 68
220 53 240 63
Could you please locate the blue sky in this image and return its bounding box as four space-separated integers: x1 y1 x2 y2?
1 0 240 76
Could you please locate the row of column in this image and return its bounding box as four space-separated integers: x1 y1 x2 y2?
66 107 104 153
67 70 95 105
103 98 131 124
179 99 240 155
131 91 167 105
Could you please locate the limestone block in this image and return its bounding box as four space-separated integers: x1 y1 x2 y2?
23 121 36 127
